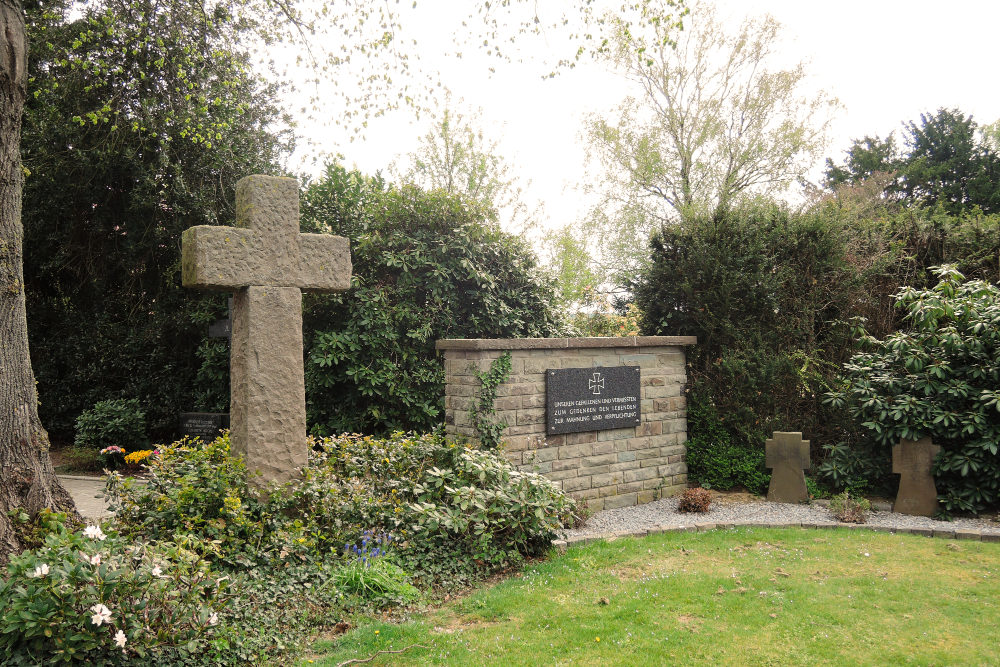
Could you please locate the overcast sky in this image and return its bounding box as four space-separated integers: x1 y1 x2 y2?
291 0 1000 232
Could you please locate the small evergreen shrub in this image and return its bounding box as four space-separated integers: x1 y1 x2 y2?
677 487 712 513
74 399 147 452
829 491 871 524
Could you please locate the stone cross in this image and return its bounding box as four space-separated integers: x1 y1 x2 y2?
181 175 351 486
892 436 941 516
765 431 810 503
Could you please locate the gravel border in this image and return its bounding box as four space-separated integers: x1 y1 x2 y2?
555 495 1000 549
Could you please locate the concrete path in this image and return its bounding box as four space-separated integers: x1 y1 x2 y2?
58 475 111 521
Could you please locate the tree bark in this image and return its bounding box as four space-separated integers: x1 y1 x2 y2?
0 0 76 565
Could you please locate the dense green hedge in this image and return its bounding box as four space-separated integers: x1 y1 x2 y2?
635 199 1000 498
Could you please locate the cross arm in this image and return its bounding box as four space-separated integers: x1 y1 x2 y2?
181 226 259 290
299 234 352 291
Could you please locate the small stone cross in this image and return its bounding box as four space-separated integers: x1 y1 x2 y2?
589 372 605 395
181 175 351 486
765 432 810 503
892 436 941 516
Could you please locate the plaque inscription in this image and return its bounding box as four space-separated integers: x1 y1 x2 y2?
546 366 641 435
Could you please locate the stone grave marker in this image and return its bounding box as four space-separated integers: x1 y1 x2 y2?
892 436 941 516
765 431 810 503
181 175 351 486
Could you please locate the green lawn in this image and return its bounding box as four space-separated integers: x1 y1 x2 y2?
305 527 1000 666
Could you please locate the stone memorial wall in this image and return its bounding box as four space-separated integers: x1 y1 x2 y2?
437 336 696 511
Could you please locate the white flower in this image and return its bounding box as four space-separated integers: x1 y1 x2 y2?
208 612 219 626
89 603 112 627
89 553 102 566
114 630 127 649
151 565 163 577
31 563 50 578
83 525 107 541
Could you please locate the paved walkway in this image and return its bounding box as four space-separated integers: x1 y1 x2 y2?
58 475 111 521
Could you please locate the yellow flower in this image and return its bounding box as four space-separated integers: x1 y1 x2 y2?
595 637 600 642
124 449 155 465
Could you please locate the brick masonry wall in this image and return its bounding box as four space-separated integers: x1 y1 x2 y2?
437 337 696 511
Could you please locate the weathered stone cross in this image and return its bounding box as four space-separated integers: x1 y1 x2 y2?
765 431 810 503
181 175 351 486
892 436 941 516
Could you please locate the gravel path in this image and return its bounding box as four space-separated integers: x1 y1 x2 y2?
560 495 1000 540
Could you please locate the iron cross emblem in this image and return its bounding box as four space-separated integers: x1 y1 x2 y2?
589 372 605 395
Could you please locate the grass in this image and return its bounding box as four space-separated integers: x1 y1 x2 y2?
304 527 1000 666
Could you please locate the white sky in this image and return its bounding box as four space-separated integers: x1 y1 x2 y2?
290 0 1000 232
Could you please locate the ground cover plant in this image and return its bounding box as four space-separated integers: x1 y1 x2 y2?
0 431 575 663
308 527 1000 666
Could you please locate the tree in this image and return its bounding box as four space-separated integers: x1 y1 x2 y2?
22 0 290 440
0 0 78 561
901 109 1000 214
392 93 536 233
586 1 835 224
823 134 900 189
824 108 1000 214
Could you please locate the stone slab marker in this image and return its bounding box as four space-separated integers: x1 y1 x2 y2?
765 432 810 503
181 175 351 486
892 436 941 516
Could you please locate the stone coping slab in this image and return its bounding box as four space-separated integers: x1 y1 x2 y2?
436 336 697 351
550 521 1000 551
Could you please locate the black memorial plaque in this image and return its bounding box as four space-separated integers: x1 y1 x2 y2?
546 366 641 435
179 412 230 440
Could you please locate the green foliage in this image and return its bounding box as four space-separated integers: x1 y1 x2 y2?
334 533 419 609
302 163 559 436
470 352 512 450
677 487 711 513
826 266 1000 514
22 1 289 441
683 392 768 495
73 399 147 452
825 108 1000 214
291 432 577 586
814 440 889 496
107 435 276 570
108 431 575 592
0 518 229 665
829 491 871 524
636 203 861 489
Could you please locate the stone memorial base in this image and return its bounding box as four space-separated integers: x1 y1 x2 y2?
437 337 696 511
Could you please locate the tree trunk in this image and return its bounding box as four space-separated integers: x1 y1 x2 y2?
0 0 76 565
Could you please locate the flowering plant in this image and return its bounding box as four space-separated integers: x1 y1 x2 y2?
0 512 230 664
98 445 127 471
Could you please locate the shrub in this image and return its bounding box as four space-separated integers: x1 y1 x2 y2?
285 431 577 585
108 431 577 588
677 488 712 513
683 392 769 495
107 435 277 570
826 265 1000 513
301 163 560 436
74 399 147 452
829 491 871 523
0 516 229 665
